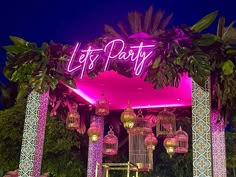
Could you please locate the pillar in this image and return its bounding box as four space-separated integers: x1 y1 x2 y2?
211 110 227 177
18 91 49 177
87 116 104 177
192 80 213 177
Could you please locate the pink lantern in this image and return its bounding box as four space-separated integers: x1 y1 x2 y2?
103 126 118 155
174 126 188 153
145 133 158 150
95 94 109 116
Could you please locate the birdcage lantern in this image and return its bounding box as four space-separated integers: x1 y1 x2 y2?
88 121 101 143
156 109 176 137
128 109 153 171
175 126 188 153
121 101 136 129
66 103 80 130
103 126 118 155
95 94 109 116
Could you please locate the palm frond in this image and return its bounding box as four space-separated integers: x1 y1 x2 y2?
152 9 164 33
128 11 142 33
144 6 154 33
160 13 174 30
104 24 121 38
117 22 129 37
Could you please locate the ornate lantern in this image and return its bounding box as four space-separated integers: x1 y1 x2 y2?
95 94 109 116
163 136 177 158
156 109 176 137
87 121 101 143
175 126 188 153
103 126 118 155
128 109 153 171
121 101 136 129
66 103 80 130
145 133 158 151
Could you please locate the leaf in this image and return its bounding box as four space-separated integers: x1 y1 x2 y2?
128 11 142 33
217 16 225 37
152 9 164 32
196 34 220 46
226 48 236 55
117 22 129 37
191 11 218 32
144 6 154 33
104 24 120 38
151 57 161 69
222 21 236 44
160 13 173 30
222 60 235 75
9 36 27 45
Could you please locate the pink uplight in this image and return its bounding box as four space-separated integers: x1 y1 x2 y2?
71 88 96 105
73 71 192 110
132 104 188 109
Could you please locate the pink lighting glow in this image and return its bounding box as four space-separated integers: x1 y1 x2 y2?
66 39 156 78
73 71 192 110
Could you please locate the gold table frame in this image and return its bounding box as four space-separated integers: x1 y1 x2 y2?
95 162 139 177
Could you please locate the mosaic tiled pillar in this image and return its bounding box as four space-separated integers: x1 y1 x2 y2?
211 109 227 177
192 80 213 177
18 91 49 177
87 116 104 177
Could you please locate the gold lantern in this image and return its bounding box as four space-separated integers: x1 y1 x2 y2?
66 112 80 130
95 94 109 116
88 121 101 143
121 101 136 129
163 137 177 158
145 133 158 150
103 126 118 155
175 126 189 153
156 109 176 137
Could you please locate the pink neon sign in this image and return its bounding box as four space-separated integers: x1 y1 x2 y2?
66 39 156 78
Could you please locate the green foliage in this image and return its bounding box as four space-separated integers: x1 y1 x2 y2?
3 37 75 101
0 100 86 177
0 99 25 172
191 11 218 32
226 132 236 177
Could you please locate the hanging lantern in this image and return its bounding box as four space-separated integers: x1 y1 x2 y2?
175 126 188 153
66 102 80 130
66 112 80 130
145 133 158 151
87 121 101 143
95 94 109 116
163 137 177 158
121 101 136 129
156 109 176 137
103 126 118 155
128 109 153 171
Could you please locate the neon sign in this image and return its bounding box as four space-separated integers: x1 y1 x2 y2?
66 39 156 78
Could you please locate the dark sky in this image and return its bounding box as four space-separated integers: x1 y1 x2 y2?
1 0 236 82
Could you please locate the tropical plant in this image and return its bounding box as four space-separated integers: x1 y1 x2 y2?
3 37 75 101
0 99 86 177
226 132 236 177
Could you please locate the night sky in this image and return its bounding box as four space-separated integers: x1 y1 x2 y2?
1 0 236 83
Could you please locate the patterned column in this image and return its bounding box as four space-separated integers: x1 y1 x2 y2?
87 116 104 177
211 110 227 177
18 91 49 177
192 80 213 177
